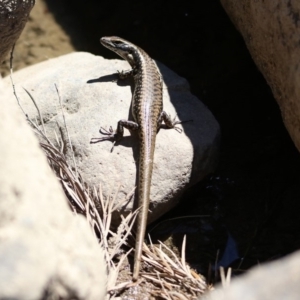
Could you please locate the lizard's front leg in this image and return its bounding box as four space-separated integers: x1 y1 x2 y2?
90 119 138 151
118 69 134 79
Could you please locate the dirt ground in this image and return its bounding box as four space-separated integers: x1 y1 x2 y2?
0 0 74 76
3 0 300 286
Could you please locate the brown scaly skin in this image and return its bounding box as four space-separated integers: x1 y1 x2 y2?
91 36 182 281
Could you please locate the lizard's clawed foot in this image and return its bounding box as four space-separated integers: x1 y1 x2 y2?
171 116 184 133
160 111 193 133
90 126 118 151
99 126 115 137
172 116 193 133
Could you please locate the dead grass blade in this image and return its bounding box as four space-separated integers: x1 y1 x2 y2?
140 237 210 299
220 267 231 289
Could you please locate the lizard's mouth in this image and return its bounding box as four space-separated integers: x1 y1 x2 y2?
100 37 115 49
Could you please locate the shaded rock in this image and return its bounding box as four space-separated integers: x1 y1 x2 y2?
0 77 107 299
203 250 300 300
0 0 35 63
221 0 300 152
3 52 220 223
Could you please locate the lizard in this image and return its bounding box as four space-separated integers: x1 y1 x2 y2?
91 36 183 281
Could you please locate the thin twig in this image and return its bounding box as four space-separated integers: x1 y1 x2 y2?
23 87 46 134
9 44 53 146
9 43 26 116
55 83 78 177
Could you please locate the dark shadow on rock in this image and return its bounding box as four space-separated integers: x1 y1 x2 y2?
87 74 117 84
87 73 133 88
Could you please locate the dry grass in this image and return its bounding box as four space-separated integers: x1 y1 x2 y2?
41 142 138 296
9 49 211 299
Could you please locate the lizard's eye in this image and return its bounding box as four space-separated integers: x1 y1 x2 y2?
114 41 124 46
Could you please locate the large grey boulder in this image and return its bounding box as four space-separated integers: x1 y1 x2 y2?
203 250 300 300
0 76 107 299
221 0 300 152
3 52 220 223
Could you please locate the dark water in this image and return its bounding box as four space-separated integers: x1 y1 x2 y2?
46 0 300 283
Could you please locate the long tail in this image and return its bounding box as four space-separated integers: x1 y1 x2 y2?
132 133 155 281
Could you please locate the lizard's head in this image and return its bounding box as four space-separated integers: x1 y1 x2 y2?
100 36 136 65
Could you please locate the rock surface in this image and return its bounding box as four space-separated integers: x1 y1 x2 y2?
0 0 35 63
0 77 107 299
221 0 300 152
203 250 300 300
3 52 220 223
